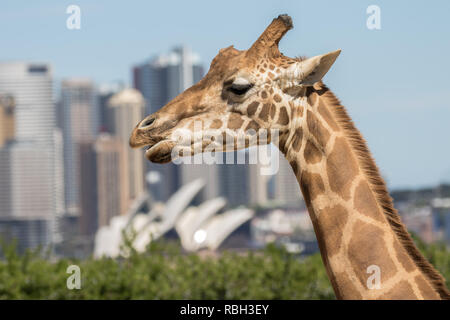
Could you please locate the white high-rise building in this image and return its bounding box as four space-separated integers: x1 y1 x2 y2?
0 63 55 141
274 154 303 206
107 88 145 204
0 62 64 251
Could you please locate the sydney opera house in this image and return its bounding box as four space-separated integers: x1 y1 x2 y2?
94 178 254 258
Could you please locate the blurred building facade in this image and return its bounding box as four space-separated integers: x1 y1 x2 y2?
432 198 450 244
107 88 145 204
133 46 203 115
218 149 269 207
97 83 121 133
0 63 56 141
273 155 302 206
95 133 128 227
78 141 98 237
60 79 99 217
0 95 15 147
0 62 64 252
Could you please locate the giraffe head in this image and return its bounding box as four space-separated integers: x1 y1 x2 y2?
130 14 340 163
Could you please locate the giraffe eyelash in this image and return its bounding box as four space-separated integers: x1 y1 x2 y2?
228 83 253 95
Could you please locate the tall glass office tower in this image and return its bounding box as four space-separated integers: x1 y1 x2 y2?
0 62 64 252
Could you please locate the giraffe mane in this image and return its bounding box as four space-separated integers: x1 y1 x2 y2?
309 82 450 299
294 55 307 62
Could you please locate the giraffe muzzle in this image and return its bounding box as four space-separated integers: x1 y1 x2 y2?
145 139 177 164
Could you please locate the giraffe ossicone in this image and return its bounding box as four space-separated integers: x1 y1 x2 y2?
130 14 450 300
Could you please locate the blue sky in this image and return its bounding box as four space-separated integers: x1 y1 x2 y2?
1 0 450 189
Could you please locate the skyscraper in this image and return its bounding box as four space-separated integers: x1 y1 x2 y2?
0 62 64 252
60 79 99 216
78 141 98 237
95 133 128 227
107 88 145 204
274 154 302 206
248 153 270 205
219 161 250 207
97 83 122 133
218 150 269 208
0 63 55 141
134 46 203 115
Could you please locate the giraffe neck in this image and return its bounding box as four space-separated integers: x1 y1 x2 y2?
280 84 448 299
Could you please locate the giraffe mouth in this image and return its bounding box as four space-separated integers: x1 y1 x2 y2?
145 140 176 164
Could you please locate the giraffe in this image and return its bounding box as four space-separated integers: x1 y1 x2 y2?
129 15 450 299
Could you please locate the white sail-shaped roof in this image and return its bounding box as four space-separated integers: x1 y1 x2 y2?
176 197 226 251
94 179 205 257
199 208 254 250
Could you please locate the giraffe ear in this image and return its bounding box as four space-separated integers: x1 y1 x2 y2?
279 50 341 89
298 50 341 85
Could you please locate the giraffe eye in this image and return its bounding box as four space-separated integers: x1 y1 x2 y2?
228 83 253 95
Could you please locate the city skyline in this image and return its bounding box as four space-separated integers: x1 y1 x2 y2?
1 4 450 256
1 1 449 189
0 62 64 251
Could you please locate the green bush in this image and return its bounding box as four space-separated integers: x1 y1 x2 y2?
0 237 448 300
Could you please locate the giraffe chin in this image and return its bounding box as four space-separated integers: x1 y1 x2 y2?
145 140 176 164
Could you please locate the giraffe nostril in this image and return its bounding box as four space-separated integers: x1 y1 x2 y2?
141 117 155 128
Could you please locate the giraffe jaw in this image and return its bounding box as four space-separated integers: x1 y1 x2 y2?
145 140 177 164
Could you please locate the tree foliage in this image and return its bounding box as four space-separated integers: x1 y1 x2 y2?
0 237 449 300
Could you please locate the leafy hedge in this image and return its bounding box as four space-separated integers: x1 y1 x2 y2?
0 237 449 299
